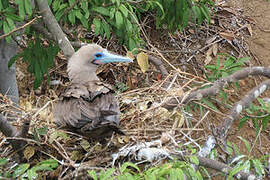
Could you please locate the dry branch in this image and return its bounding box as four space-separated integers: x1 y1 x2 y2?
148 55 169 77
162 66 270 140
35 0 75 58
162 67 270 110
174 154 256 180
214 79 270 139
0 16 41 40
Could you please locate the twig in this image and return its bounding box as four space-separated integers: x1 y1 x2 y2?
0 16 42 40
35 0 75 58
174 152 256 180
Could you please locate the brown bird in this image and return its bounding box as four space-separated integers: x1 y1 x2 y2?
53 44 132 138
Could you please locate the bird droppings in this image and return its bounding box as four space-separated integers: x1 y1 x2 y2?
236 104 242 113
259 84 267 94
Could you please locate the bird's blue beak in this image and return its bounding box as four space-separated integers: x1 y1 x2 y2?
93 51 133 64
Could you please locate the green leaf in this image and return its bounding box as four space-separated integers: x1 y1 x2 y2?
0 0 3 11
3 21 11 43
37 126 49 135
110 8 116 19
12 163 30 178
68 0 76 6
115 11 123 28
119 4 128 18
252 159 264 176
80 16 89 29
102 20 111 39
128 38 137 50
238 136 251 152
6 17 15 30
88 170 97 180
18 0 26 19
93 7 110 16
192 6 202 25
8 53 22 68
126 19 133 32
0 158 8 166
49 130 69 144
93 18 101 35
189 155 199 165
200 4 210 23
68 10 76 25
26 169 38 180
38 159 58 169
100 168 115 180
5 12 23 21
120 162 140 174
24 0 32 16
228 162 249 179
169 169 185 180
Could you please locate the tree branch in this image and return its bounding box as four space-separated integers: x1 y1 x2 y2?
162 66 270 140
0 16 41 40
35 0 75 58
214 79 270 139
31 23 86 48
162 67 270 109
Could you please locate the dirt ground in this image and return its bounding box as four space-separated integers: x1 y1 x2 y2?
229 0 270 66
225 0 270 155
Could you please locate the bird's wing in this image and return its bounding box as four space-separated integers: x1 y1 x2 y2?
53 82 121 135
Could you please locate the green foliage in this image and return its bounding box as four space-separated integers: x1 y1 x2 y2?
0 158 58 179
225 139 268 179
50 0 143 50
88 160 206 180
153 0 213 31
50 0 214 50
0 0 26 42
185 55 249 122
205 54 249 82
239 98 270 134
9 36 60 89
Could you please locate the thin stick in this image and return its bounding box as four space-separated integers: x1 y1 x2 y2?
0 16 42 40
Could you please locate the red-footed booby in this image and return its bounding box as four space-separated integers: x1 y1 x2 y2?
53 44 132 138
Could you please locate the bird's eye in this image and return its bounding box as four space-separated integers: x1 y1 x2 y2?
95 53 103 58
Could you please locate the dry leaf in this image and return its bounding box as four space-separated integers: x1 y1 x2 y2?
219 32 235 42
212 43 218 56
137 52 149 73
24 146 35 160
80 139 91 152
247 24 252 36
126 51 135 60
117 137 124 144
206 46 213 57
205 46 213 65
205 55 212 65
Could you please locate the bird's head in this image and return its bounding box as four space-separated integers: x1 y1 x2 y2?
67 44 133 83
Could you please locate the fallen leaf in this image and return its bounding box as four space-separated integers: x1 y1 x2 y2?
80 139 91 152
137 52 149 73
24 146 35 161
204 55 212 65
219 32 235 42
126 51 135 60
212 43 218 56
247 24 252 36
206 46 213 57
157 73 162 82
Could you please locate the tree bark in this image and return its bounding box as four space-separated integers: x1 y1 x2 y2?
0 38 19 104
35 0 75 58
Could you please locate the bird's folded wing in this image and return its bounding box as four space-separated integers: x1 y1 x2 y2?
53 82 119 129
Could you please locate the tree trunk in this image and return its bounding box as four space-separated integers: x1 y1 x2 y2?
0 38 19 104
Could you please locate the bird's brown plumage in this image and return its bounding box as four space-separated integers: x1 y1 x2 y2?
53 44 129 138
